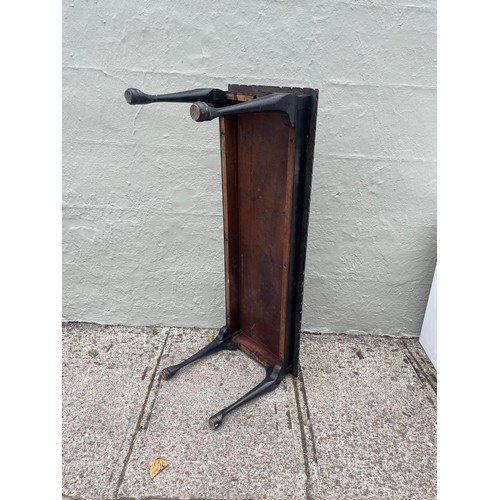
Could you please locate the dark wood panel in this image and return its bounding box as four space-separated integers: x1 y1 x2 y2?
233 331 280 367
236 112 291 360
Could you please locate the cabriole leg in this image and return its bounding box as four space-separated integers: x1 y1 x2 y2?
159 325 235 380
208 363 285 429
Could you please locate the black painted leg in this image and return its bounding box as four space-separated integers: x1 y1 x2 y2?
208 363 285 429
159 325 235 380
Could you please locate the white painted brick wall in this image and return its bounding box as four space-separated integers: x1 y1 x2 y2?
63 0 436 336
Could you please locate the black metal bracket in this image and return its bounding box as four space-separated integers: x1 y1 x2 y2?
208 363 285 429
189 93 297 127
124 87 229 107
124 87 299 127
159 326 285 429
159 325 236 381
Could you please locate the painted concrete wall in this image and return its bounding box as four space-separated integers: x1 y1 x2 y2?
63 0 436 336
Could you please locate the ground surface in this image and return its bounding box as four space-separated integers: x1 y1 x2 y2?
62 323 436 500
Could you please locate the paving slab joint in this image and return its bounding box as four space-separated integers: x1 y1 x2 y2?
292 364 320 499
400 339 437 405
111 328 171 499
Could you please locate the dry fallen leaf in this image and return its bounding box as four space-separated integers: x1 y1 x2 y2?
152 327 159 336
207 333 215 342
148 456 168 479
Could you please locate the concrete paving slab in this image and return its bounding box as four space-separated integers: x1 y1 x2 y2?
62 324 437 500
299 334 437 500
117 327 307 500
62 323 168 500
